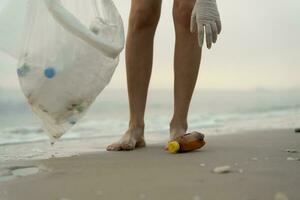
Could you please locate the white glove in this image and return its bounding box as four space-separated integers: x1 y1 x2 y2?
190 0 222 49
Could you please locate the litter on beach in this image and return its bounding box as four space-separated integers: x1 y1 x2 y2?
284 149 298 153
212 165 231 174
286 157 300 161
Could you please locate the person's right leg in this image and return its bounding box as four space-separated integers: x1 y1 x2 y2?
107 0 162 151
170 0 202 140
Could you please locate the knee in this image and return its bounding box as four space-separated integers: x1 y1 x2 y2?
173 0 195 30
129 4 161 32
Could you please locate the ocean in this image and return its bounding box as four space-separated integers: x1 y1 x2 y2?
0 88 299 160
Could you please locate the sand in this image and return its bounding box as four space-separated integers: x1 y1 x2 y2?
0 129 299 200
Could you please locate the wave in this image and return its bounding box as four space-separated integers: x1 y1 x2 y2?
1 106 299 145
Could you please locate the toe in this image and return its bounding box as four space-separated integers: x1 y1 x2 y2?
106 143 121 151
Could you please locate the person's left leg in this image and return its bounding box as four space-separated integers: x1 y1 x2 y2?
170 0 202 140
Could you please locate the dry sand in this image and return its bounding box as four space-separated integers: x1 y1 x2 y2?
0 129 299 200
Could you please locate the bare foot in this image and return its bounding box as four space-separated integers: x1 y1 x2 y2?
106 127 146 151
169 127 187 141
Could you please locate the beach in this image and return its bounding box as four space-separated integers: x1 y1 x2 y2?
0 0 299 199
0 128 299 200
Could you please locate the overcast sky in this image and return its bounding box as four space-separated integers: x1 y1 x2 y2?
0 0 300 90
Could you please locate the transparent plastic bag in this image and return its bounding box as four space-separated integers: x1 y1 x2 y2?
0 0 27 57
0 0 124 143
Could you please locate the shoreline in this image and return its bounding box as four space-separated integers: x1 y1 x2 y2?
0 127 299 161
0 127 298 162
0 128 299 200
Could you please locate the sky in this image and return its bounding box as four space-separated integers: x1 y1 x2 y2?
0 0 300 91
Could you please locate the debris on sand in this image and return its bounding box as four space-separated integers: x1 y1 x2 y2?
200 163 206 167
295 128 300 133
251 157 258 161
274 192 289 200
284 149 298 153
212 165 231 174
286 157 300 161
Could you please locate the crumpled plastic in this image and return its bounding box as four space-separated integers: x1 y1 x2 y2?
0 0 125 143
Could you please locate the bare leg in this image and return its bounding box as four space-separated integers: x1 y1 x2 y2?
107 0 162 151
170 0 202 140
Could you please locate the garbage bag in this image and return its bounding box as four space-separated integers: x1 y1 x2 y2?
0 0 27 57
0 0 125 143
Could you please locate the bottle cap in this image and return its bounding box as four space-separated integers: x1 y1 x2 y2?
44 67 56 79
168 141 180 153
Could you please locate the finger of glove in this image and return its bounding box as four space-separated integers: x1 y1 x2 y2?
211 22 218 43
197 22 204 48
216 19 222 34
205 24 213 49
190 14 196 33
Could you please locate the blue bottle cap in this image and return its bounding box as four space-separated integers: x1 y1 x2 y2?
44 67 56 78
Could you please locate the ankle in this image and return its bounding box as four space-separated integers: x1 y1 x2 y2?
127 124 145 138
129 121 145 130
170 119 188 132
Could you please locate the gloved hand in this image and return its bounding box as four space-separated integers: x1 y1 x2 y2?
190 0 222 49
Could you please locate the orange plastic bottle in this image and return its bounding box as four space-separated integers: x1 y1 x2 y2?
167 132 205 153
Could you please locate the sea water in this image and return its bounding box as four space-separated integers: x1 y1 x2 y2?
0 88 299 160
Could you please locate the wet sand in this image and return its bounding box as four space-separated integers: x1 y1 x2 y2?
0 129 299 200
